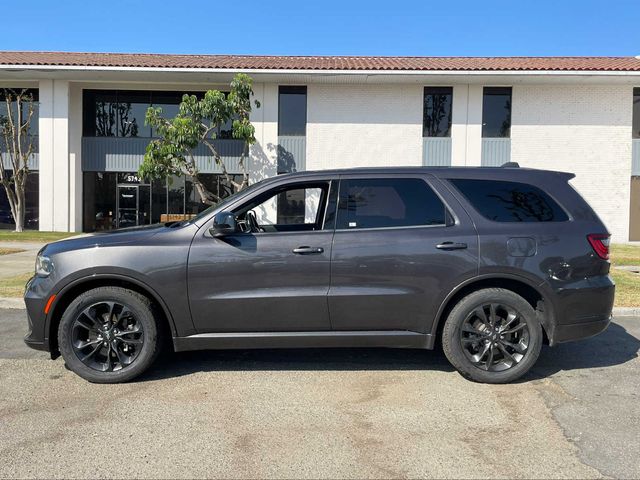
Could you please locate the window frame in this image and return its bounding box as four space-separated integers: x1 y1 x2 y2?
334 175 452 232
423 86 453 138
278 85 307 137
231 179 334 234
481 86 512 139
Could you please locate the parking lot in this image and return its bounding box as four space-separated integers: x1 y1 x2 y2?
0 308 638 479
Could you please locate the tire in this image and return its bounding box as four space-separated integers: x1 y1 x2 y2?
442 288 543 384
58 286 163 383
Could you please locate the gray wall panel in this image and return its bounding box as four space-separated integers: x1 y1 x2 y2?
422 137 452 166
633 139 640 176
82 137 246 173
481 138 511 166
277 136 306 172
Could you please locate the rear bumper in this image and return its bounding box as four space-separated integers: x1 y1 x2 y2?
547 274 614 345
553 316 611 344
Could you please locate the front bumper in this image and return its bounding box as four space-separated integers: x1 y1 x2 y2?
23 275 54 353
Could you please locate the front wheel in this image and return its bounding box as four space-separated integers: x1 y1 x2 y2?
442 288 543 384
58 287 162 383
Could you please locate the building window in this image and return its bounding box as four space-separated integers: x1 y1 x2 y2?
482 87 512 138
633 88 640 139
83 90 207 138
423 87 453 137
278 86 307 136
0 171 39 230
0 88 39 137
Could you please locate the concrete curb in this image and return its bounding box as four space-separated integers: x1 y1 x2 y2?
0 296 638 317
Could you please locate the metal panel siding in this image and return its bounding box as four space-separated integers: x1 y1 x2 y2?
633 139 640 176
422 137 452 166
82 137 246 173
481 138 511 166
277 136 306 172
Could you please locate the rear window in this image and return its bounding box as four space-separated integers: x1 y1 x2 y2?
450 179 569 222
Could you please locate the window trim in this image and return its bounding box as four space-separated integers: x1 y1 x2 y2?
423 86 453 138
334 176 451 232
231 179 332 234
481 86 512 139
278 85 307 137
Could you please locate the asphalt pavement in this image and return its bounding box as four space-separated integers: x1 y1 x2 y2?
0 308 638 479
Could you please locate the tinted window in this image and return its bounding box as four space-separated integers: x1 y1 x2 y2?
117 91 152 137
450 179 568 222
337 178 446 229
633 88 640 139
278 86 307 136
482 87 512 138
423 87 453 137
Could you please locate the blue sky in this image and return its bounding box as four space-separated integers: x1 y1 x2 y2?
4 0 640 56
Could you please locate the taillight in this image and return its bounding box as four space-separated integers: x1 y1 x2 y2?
587 234 610 260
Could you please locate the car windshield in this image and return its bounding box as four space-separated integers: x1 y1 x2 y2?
185 179 268 225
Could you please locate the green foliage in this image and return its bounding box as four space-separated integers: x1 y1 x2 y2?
139 74 259 202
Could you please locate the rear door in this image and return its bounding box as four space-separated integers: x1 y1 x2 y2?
328 173 478 334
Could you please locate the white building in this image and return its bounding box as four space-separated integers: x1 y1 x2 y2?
0 52 639 240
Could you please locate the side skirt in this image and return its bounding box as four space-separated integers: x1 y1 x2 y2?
173 330 435 352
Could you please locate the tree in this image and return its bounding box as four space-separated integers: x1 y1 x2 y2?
139 74 260 205
0 89 37 232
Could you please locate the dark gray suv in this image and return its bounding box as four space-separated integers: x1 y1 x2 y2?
24 166 615 384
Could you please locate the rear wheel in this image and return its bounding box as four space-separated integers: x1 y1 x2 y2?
442 288 543 384
58 287 162 383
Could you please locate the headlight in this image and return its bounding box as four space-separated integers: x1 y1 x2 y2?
35 254 54 277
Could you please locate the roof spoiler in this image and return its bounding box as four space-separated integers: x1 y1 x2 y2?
501 162 520 168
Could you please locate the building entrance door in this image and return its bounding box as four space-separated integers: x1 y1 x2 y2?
116 184 151 228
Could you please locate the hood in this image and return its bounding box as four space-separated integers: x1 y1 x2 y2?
41 223 180 256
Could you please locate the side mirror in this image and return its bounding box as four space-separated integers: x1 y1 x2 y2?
210 211 238 238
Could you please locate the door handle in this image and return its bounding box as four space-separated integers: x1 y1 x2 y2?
292 246 324 255
436 242 468 250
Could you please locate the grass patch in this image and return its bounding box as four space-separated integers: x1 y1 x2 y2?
0 272 32 298
611 269 640 307
0 247 25 256
610 244 640 266
0 231 77 243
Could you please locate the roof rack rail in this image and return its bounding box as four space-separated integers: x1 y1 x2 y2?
501 162 520 168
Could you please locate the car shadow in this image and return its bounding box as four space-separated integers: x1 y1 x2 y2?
139 321 639 383
526 321 640 380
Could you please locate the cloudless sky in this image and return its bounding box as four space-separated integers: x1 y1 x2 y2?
4 0 640 57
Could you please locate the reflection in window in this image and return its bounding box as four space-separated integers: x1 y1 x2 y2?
482 87 512 138
0 89 39 137
450 179 569 222
278 86 307 136
117 91 152 137
0 170 39 230
423 87 453 137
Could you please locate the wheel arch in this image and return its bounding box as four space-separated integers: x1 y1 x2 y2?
46 274 177 356
432 274 556 345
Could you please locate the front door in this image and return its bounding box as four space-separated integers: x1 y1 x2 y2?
187 178 337 333
328 174 479 334
116 185 151 228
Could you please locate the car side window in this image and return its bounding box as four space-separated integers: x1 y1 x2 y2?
449 178 569 222
234 182 329 233
336 178 446 230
